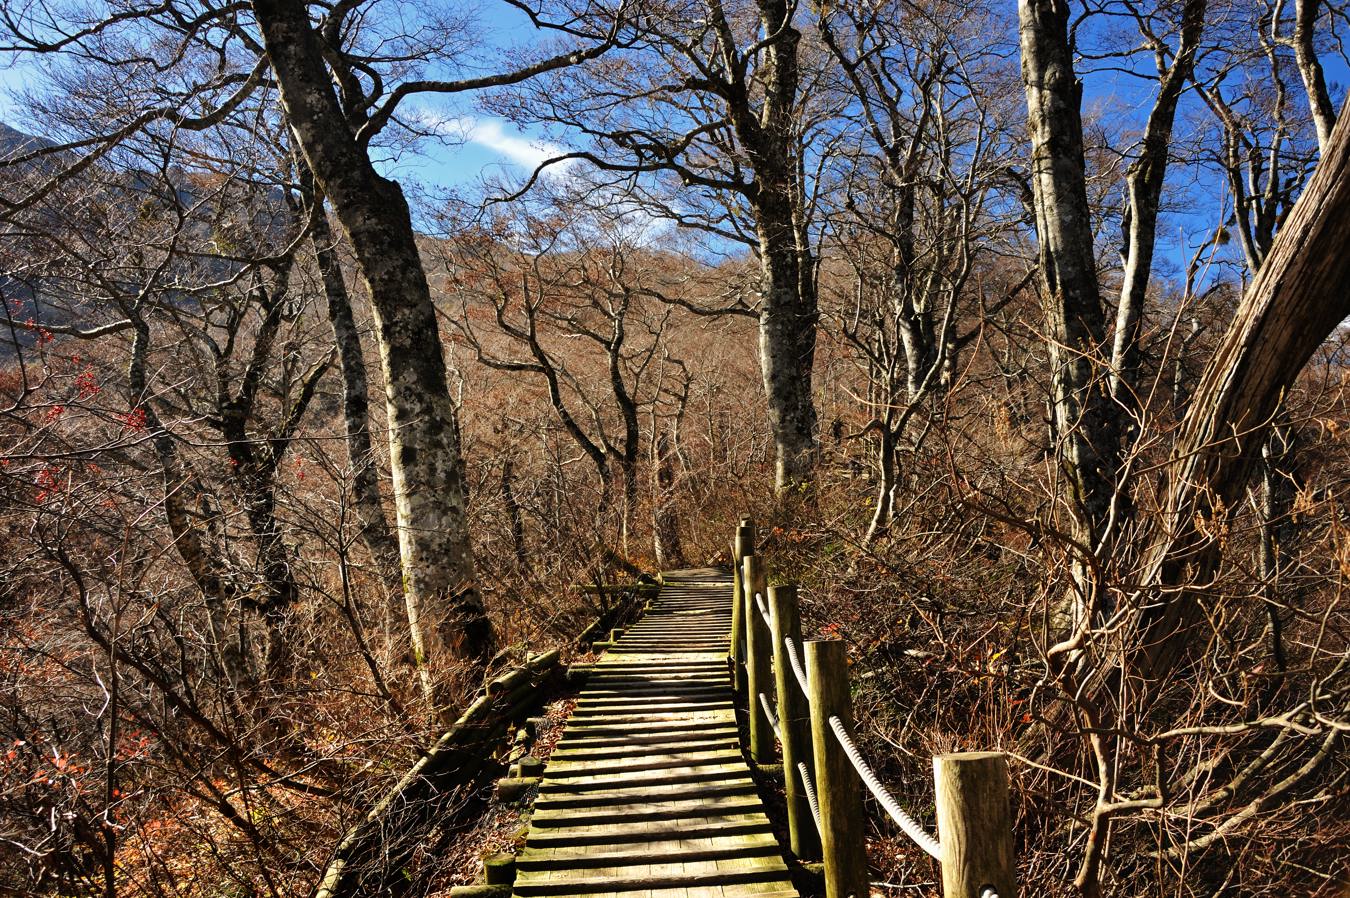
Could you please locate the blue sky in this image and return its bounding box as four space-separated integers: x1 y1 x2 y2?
1 2 1344 285
374 1 569 192
0 0 564 193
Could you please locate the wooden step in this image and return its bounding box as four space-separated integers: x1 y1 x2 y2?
533 781 757 810
512 573 797 898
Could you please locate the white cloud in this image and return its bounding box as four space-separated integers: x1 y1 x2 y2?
417 111 670 244
429 114 574 174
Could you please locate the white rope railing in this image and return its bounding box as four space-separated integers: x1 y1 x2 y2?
783 635 810 695
732 532 1014 898
758 691 782 741
796 760 822 831
828 715 942 860
754 590 771 626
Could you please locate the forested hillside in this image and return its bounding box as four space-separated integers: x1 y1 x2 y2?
0 0 1347 896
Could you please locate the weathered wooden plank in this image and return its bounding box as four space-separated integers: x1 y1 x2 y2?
511 574 798 898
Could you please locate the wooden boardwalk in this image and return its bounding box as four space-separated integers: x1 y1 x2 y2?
513 568 800 898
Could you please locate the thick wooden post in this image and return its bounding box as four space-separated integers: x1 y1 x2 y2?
769 584 819 860
806 640 868 898
934 752 1016 898
743 553 772 764
730 521 755 701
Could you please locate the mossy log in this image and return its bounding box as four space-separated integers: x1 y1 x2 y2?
448 886 510 898
755 762 784 780
495 776 541 803
312 651 562 898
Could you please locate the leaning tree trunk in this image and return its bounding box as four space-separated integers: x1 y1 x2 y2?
1132 104 1350 682
1019 0 1127 618
252 0 494 705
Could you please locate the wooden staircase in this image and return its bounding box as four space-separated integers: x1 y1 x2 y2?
512 568 800 898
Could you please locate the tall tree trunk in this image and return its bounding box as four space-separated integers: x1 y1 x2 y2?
749 0 819 494
252 0 494 703
1133 105 1350 681
1019 0 1127 614
1293 0 1337 153
653 430 685 568
302 173 402 592
1110 0 1206 415
756 207 820 492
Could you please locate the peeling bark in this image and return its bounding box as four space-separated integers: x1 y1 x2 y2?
1134 104 1350 680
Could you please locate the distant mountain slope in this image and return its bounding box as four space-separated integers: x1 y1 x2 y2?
0 122 53 159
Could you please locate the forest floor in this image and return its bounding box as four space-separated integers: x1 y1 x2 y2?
427 693 578 896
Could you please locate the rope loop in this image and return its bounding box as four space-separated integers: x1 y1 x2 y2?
782 636 810 695
758 691 782 740
796 761 823 832
827 715 942 860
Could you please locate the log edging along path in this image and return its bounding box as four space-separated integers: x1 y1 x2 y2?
511 567 800 898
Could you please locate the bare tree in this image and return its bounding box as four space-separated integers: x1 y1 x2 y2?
820 0 1027 540
444 199 678 556
497 0 825 492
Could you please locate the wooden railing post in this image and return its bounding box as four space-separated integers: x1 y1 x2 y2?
934 752 1016 898
806 640 868 898
769 584 819 860
742 553 773 764
730 520 755 701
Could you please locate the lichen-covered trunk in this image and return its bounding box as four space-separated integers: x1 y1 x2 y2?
744 0 818 495
1293 0 1337 154
864 426 898 544
756 203 819 493
306 185 402 594
252 0 494 701
890 184 938 402
1019 0 1126 614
